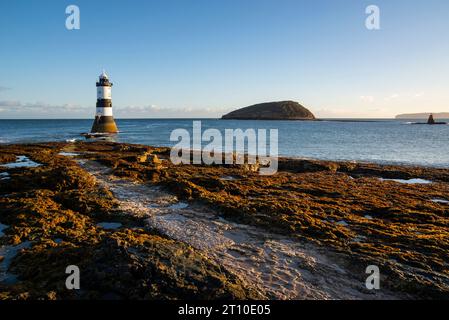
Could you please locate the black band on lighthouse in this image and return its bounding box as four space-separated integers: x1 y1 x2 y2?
96 100 112 108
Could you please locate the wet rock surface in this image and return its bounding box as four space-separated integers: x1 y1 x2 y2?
0 141 448 299
79 160 400 299
0 143 259 300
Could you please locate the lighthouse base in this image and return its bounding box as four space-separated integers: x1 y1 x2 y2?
90 116 119 133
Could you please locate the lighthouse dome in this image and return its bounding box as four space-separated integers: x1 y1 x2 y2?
99 70 108 79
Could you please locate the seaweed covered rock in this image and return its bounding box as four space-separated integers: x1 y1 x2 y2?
2 141 449 299
8 230 261 300
0 142 261 300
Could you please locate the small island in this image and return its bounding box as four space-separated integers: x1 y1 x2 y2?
222 100 315 120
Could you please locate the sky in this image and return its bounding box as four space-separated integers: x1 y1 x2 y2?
0 0 448 119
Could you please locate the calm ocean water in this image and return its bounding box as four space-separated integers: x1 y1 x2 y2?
1 119 448 168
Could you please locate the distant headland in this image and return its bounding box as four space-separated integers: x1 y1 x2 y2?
395 112 449 119
222 101 316 120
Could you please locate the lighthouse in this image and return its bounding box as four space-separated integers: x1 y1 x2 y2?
90 71 118 133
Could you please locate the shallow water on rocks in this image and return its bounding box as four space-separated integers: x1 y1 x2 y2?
58 152 80 157
0 172 10 181
167 202 189 210
432 198 449 204
78 160 403 300
97 222 123 230
0 241 32 284
219 176 238 181
379 178 432 184
336 220 349 227
0 223 8 237
0 156 41 169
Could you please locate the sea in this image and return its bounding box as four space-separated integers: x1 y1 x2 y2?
1 118 448 168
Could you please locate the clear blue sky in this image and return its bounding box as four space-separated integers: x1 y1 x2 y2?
0 0 448 118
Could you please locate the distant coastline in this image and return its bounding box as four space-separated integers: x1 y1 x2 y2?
396 112 449 119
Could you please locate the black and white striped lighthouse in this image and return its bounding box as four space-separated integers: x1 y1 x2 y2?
90 71 118 133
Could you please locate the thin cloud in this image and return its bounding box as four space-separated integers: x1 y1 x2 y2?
115 104 233 118
0 100 232 118
383 92 425 101
0 100 21 107
0 100 88 111
359 96 374 103
0 100 91 118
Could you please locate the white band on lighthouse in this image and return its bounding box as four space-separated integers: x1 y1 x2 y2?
97 86 112 100
96 107 113 116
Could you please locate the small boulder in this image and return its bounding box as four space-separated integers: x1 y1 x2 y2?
136 152 151 163
242 162 260 172
150 154 162 165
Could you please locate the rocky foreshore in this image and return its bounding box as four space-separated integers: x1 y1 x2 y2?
0 141 448 300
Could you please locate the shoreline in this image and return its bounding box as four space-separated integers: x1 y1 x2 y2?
2 118 449 170
1 141 448 299
1 141 449 170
